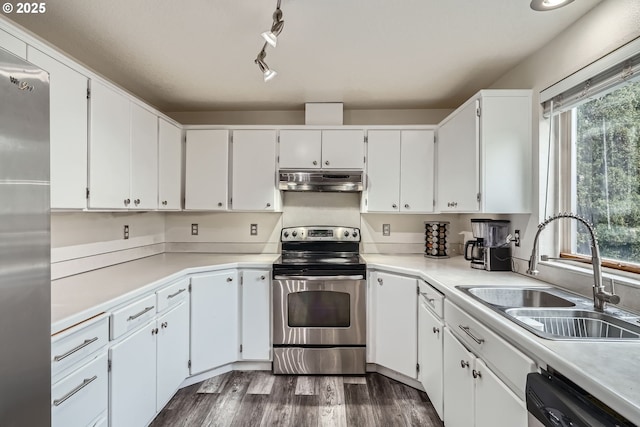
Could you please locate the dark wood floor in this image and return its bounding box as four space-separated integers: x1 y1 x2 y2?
150 371 444 427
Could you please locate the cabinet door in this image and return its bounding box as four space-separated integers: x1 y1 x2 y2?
401 130 435 213
366 131 400 212
475 358 527 427
156 301 190 411
158 118 182 210
184 129 228 210
321 130 365 169
109 320 157 427
443 328 475 427
231 130 278 211
436 100 479 212
0 28 26 58
27 47 88 209
374 272 417 378
279 130 322 169
130 103 158 210
418 302 444 420
190 271 239 374
241 270 271 360
89 80 131 209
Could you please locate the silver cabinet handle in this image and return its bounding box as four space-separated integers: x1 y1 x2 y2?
377 277 383 285
404 204 410 209
459 325 485 344
151 327 159 335
162 200 168 206
266 203 271 208
53 337 98 362
460 360 469 369
260 275 266 280
313 160 318 166
161 322 168 329
432 327 440 334
134 199 140 206
274 275 364 281
392 204 397 209
325 160 330 166
124 198 130 206
447 201 458 208
53 375 97 407
127 306 154 321
167 288 186 299
218 202 223 207
227 277 233 282
472 369 482 379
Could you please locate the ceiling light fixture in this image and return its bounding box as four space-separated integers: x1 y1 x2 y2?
530 0 575 11
255 0 285 82
255 43 278 82
261 0 284 47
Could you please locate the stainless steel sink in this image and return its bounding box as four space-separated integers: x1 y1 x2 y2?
506 308 640 340
458 285 640 340
465 287 576 308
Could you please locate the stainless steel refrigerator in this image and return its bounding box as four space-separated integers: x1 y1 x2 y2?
0 47 51 426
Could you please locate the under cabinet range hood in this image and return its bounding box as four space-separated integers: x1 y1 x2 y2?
278 170 363 192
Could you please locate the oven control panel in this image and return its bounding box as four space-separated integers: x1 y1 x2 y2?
281 226 360 242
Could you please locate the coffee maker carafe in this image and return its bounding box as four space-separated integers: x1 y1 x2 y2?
464 219 512 271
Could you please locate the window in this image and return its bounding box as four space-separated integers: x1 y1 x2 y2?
568 80 640 269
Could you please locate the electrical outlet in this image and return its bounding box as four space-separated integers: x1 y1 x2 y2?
382 224 391 236
124 225 129 240
514 229 521 247
250 224 258 236
191 224 199 236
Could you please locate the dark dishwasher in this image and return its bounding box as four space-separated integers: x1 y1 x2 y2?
526 369 637 427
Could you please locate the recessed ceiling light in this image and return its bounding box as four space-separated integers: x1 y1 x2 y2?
530 0 575 11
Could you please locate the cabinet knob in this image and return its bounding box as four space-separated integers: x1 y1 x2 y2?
324 160 330 166
124 198 130 206
260 275 266 280
218 202 223 207
392 204 397 209
134 199 140 206
313 160 318 166
377 277 383 285
266 203 271 208
227 277 233 282
460 360 469 369
151 328 159 335
432 327 440 334
161 322 168 329
472 369 482 379
162 200 168 206
404 204 410 209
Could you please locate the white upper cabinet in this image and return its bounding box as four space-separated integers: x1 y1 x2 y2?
437 90 532 213
231 130 279 211
130 103 158 210
158 119 182 210
366 130 434 213
27 46 88 209
184 129 229 210
278 129 365 170
0 28 26 59
88 80 131 209
321 130 365 169
278 130 322 169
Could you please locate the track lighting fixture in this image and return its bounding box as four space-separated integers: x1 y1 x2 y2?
255 43 277 82
255 0 284 82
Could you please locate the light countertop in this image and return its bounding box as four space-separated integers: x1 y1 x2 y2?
52 252 640 422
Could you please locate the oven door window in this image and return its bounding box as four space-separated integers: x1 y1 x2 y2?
288 291 350 328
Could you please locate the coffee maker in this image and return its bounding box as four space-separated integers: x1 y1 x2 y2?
464 219 512 271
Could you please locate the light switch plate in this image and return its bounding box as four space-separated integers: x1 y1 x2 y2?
382 224 391 236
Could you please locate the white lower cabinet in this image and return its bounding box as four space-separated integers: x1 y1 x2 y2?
474 358 527 427
109 319 157 427
190 270 239 374
156 301 190 411
443 327 477 427
241 270 271 361
418 295 444 420
370 271 417 379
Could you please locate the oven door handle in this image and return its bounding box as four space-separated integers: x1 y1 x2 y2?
274 275 365 281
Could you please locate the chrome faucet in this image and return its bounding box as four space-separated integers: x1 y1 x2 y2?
527 212 620 311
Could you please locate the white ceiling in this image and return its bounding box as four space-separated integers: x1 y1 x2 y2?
7 0 602 112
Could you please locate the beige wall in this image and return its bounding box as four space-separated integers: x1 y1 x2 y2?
168 108 452 125
488 0 640 261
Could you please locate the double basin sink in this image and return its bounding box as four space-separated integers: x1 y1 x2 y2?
458 285 640 340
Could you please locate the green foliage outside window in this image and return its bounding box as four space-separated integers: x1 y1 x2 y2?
574 80 640 264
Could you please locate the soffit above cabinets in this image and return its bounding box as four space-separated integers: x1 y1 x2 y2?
6 0 601 112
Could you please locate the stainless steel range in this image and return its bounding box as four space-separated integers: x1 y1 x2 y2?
272 226 366 375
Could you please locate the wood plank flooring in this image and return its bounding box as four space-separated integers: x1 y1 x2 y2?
150 371 444 427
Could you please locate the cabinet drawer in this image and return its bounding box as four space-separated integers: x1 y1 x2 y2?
52 315 109 380
419 280 444 318
445 300 535 399
52 352 108 427
157 278 189 312
110 294 156 340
